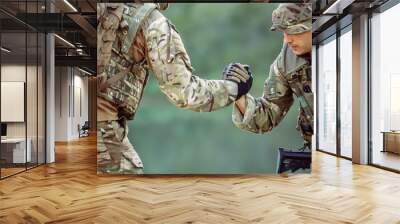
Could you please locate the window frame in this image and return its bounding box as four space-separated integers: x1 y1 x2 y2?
315 20 353 161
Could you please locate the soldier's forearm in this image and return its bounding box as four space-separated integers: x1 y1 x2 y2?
235 96 247 116
232 94 294 134
158 77 236 112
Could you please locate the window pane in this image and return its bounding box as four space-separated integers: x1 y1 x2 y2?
318 37 337 154
371 4 400 171
0 0 46 178
340 29 352 158
1 31 27 177
27 31 38 169
38 32 45 165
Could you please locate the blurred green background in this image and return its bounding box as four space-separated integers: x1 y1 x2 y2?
129 3 304 174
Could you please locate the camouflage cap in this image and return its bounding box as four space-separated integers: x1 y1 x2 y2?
270 3 312 34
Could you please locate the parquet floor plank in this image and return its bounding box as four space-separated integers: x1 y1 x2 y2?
0 136 399 223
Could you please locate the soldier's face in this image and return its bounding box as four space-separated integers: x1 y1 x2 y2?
283 31 312 56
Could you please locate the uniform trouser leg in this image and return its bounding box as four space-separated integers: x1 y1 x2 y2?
97 120 143 174
119 123 144 174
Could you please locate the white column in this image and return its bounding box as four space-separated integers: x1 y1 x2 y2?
46 33 55 163
45 0 56 163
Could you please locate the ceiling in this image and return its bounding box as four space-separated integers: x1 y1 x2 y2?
0 0 96 74
312 0 390 44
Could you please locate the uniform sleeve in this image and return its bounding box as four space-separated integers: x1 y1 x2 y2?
142 10 237 112
232 61 294 133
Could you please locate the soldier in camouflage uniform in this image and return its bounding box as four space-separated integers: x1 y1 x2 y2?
97 3 253 174
225 3 313 148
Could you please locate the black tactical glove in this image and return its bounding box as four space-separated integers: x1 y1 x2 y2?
222 63 253 100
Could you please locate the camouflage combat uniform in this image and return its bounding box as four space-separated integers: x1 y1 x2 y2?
97 3 238 174
232 3 313 147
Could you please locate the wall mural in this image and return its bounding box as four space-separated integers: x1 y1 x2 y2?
97 3 313 174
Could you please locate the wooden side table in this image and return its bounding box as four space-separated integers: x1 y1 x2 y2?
381 131 400 154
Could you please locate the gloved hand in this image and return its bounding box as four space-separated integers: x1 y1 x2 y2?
222 63 253 100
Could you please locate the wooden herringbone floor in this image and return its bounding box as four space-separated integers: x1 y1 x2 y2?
0 136 400 224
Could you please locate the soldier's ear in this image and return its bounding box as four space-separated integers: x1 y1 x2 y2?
156 3 169 11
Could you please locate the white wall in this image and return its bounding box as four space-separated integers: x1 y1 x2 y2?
69 73 89 139
54 67 89 141
55 66 69 141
